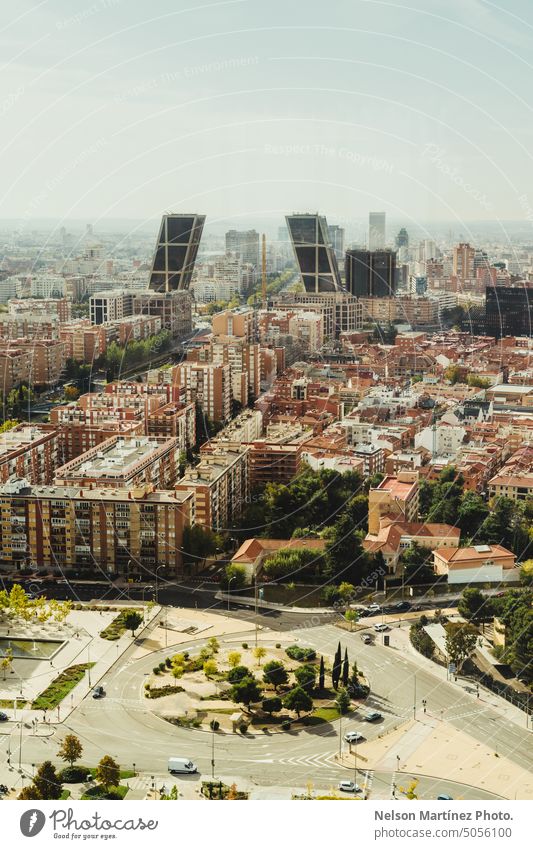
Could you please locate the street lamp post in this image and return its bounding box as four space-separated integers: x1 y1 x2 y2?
353 741 358 789
338 713 343 759
155 564 166 605
87 644 92 687
254 571 259 648
211 723 216 779
413 673 417 720
18 711 23 770
227 575 236 612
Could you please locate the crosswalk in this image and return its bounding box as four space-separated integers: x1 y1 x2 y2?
278 750 341 773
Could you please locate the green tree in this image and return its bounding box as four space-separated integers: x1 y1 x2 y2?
318 655 325 690
96 755 121 792
445 623 478 672
227 665 251 684
33 761 62 800
262 696 282 715
220 563 247 591
18 785 42 800
335 687 351 715
182 525 222 567
344 610 359 631
123 610 143 636
400 542 435 585
207 637 220 654
230 676 262 708
262 660 289 692
457 491 489 536
283 686 313 717
57 734 83 767
227 651 241 668
1 647 13 680
342 648 349 687
332 641 342 690
253 646 266 666
203 659 218 678
458 588 492 623
294 663 316 693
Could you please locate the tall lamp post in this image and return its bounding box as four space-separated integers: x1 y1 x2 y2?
227 575 236 613
155 564 166 605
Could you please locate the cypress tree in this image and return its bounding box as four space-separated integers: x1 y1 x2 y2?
342 647 349 687
318 655 325 691
332 641 342 690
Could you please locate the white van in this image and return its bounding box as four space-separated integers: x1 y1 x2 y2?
168 757 198 775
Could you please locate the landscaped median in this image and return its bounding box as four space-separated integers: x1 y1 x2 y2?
142 636 370 733
32 663 95 710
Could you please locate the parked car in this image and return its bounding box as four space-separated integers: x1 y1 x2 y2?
374 623 390 632
367 603 381 612
364 711 383 722
437 794 454 800
361 634 373 644
91 685 105 699
344 731 364 743
0 711 8 722
338 780 361 793
393 601 411 611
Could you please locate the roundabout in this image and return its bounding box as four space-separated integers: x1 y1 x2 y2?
1 610 531 800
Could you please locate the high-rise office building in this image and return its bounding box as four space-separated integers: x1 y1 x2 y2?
345 249 397 298
286 213 342 293
225 229 260 269
149 213 205 292
395 228 409 249
328 224 345 263
453 242 475 283
369 212 386 250
485 285 533 339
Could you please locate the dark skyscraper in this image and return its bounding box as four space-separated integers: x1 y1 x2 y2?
149 213 205 292
485 286 533 338
286 213 342 293
395 228 409 249
345 249 397 298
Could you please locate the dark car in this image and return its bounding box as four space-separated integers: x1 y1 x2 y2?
91 686 105 699
393 601 411 612
364 711 383 722
0 711 8 722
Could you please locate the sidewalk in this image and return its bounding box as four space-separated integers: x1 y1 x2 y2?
389 623 529 731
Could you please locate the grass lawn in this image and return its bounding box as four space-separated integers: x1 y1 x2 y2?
100 609 143 641
60 789 71 800
81 785 128 800
32 663 95 710
87 768 134 780
310 706 340 722
0 699 28 709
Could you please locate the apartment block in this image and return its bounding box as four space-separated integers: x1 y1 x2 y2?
0 477 192 576
0 339 65 389
0 426 61 484
175 445 249 531
133 290 192 338
8 298 71 321
211 308 255 341
54 435 181 490
147 401 196 452
172 362 231 423
368 471 420 535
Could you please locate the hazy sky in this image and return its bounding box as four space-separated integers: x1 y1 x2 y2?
2 0 533 232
